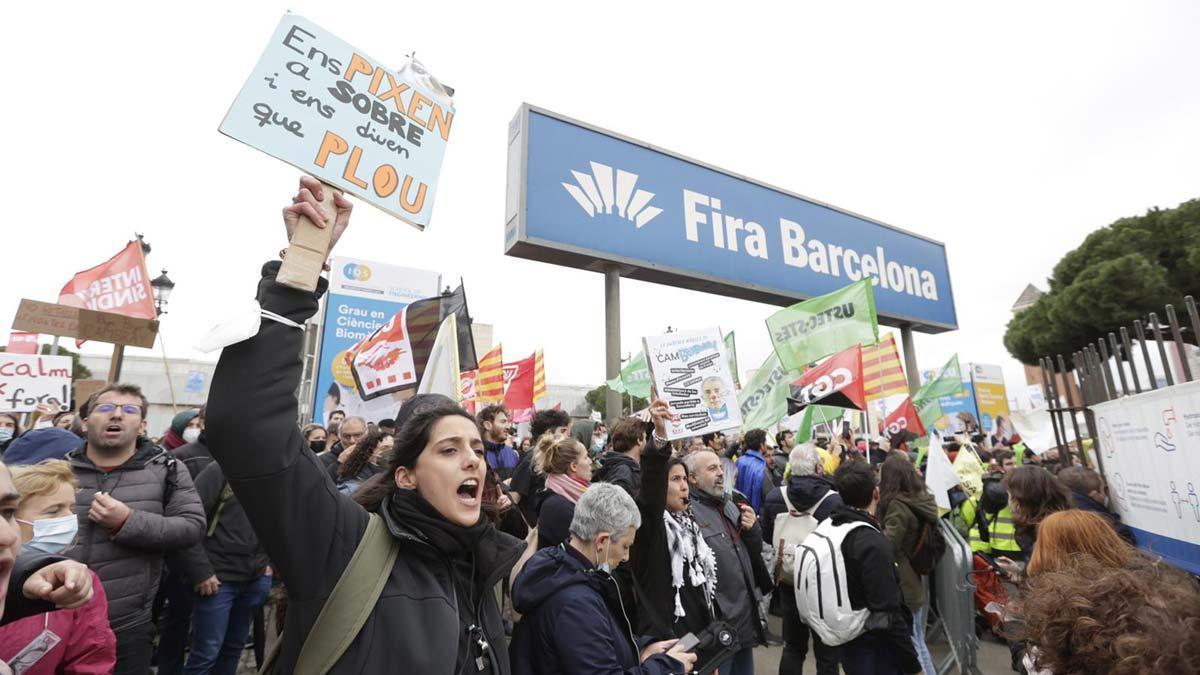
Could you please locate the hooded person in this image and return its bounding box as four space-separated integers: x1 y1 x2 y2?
570 420 596 459
510 482 696 675
160 410 200 451
204 178 529 674
1 428 81 466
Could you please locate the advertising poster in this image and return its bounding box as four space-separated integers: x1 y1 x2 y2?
221 14 455 229
0 354 73 414
971 363 1011 437
1092 381 1200 574
644 328 742 440
314 256 439 424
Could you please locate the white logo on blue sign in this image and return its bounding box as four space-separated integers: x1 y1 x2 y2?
561 162 663 228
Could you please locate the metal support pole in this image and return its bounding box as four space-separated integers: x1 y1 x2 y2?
1108 333 1129 396
1165 304 1193 382
1149 313 1175 387
1096 339 1119 395
1039 358 1066 454
899 324 921 395
604 266 622 421
1058 354 1087 469
1186 296 1200 347
1134 320 1157 390
50 335 61 357
1119 327 1141 394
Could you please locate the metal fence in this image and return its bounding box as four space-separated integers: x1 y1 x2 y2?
930 520 982 675
1036 295 1199 472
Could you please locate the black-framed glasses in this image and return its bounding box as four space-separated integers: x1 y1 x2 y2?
92 403 142 416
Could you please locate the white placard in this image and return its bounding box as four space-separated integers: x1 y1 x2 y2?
644 327 742 440
1092 380 1200 574
0 354 73 413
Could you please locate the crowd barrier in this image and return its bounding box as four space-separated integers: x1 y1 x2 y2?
930 520 983 675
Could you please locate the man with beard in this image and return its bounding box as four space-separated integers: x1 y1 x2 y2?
478 405 520 481
64 384 206 675
685 450 771 675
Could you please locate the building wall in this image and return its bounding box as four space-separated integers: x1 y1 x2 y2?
79 355 215 437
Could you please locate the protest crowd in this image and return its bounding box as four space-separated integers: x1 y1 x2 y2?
0 175 1194 675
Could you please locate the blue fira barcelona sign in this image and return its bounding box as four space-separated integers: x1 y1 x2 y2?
504 105 958 332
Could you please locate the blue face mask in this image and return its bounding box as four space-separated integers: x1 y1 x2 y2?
596 538 613 574
19 514 79 555
0 428 12 443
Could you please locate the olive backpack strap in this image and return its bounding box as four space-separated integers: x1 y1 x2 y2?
259 513 400 675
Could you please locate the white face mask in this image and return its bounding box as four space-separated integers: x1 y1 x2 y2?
182 427 202 444
596 537 613 574
19 514 79 555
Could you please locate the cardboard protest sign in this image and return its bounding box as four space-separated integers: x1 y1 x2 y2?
0 354 73 414
13 300 158 349
644 328 742 440
72 380 107 410
786 345 866 415
767 279 879 372
220 13 454 230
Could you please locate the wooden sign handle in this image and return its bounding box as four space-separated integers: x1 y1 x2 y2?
278 182 338 291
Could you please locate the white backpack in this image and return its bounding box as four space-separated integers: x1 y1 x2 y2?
774 489 835 586
793 518 873 646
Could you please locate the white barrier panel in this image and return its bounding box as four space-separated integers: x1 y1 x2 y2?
1092 380 1200 574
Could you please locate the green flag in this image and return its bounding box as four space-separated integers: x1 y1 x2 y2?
796 404 846 443
724 332 740 389
620 351 653 399
607 376 627 394
766 279 879 372
915 397 943 431
738 352 801 430
913 354 961 405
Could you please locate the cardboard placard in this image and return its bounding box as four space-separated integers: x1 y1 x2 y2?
72 380 108 410
220 13 454 231
0 354 73 414
643 327 742 440
12 299 158 349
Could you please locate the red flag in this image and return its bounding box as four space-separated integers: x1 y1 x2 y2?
786 345 865 414
460 370 478 415
6 332 39 355
884 396 927 440
503 353 537 423
58 241 156 319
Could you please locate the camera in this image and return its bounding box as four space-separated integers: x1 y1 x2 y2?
676 621 737 674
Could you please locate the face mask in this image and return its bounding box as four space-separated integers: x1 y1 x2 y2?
596 538 613 574
0 429 12 443
182 428 201 444
592 435 607 453
19 514 78 555
310 440 326 452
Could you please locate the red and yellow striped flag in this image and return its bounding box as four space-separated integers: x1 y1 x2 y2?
533 349 547 402
862 334 909 401
475 344 505 404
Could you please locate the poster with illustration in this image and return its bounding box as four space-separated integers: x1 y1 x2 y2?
644 327 742 440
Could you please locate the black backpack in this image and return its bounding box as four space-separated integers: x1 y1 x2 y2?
908 518 947 576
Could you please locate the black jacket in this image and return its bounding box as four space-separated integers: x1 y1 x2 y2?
206 262 524 674
183 462 269 584
1070 489 1135 545
510 545 685 675
509 451 545 525
535 491 575 550
689 490 770 648
2 553 68 626
172 434 213 479
593 452 642 499
762 474 844 545
627 443 715 648
831 505 919 673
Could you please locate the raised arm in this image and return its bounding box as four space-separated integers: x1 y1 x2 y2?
205 178 368 600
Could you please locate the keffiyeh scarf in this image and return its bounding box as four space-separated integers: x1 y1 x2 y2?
663 508 718 618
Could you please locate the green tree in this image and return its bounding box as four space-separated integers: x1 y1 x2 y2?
584 384 648 419
1004 198 1200 364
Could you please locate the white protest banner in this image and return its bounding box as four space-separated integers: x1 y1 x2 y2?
0 354 73 414
1092 380 1200 575
644 328 742 440
221 14 454 230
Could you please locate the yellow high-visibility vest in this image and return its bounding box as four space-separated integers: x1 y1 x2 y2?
959 498 992 554
990 505 1021 553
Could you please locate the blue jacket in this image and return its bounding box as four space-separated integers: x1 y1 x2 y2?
734 450 769 513
510 545 684 675
485 441 520 480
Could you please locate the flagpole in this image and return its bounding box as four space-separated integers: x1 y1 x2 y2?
158 331 178 415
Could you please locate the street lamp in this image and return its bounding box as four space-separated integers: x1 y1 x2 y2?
150 270 175 316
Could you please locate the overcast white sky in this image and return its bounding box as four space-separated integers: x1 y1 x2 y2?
4 1 1198 406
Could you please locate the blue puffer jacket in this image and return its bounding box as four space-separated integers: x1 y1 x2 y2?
734 450 769 513
510 545 685 675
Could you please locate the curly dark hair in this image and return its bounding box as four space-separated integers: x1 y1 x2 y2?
1015 555 1200 674
337 430 390 481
